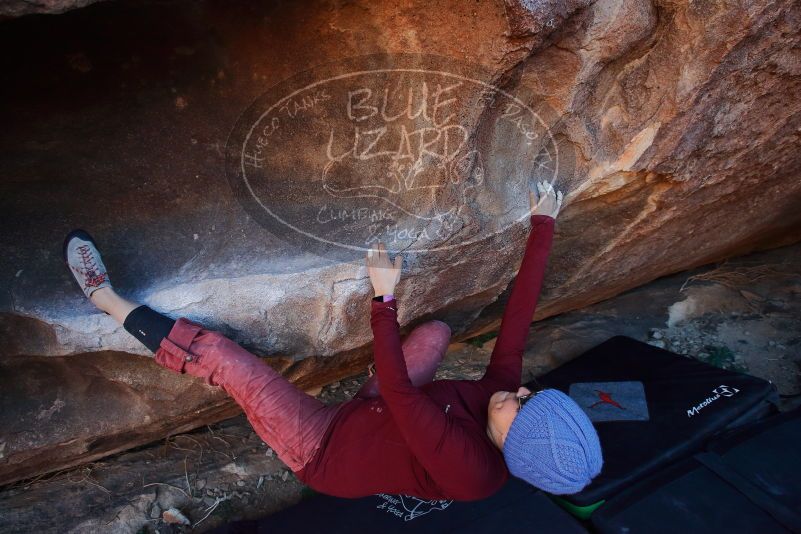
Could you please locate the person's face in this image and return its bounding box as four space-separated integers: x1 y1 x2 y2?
486 386 532 449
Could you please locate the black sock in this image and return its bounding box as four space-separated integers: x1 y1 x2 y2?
123 305 177 353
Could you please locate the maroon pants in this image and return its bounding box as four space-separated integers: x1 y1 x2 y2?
153 317 451 472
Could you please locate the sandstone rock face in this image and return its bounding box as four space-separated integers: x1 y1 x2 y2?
1 0 800 484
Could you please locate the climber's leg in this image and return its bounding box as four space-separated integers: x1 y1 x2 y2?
89 286 140 325
118 304 175 352
355 319 451 399
64 229 339 471
152 316 343 472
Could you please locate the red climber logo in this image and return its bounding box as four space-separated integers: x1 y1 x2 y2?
589 390 625 410
569 382 648 422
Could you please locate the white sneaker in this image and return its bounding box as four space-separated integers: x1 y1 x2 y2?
63 229 112 299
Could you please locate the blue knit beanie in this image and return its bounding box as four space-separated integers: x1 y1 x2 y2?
502 388 603 495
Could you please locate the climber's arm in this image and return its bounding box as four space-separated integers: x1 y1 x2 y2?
365 242 505 499
371 297 507 499
478 182 560 392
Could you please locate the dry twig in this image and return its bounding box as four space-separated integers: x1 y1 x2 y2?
184 457 192 498
193 494 232 528
141 482 192 500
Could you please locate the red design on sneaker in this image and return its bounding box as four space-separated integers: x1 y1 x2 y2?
76 244 108 289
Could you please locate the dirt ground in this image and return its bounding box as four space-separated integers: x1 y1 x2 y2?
1 242 798 533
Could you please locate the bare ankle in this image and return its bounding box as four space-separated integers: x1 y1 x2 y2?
89 286 114 310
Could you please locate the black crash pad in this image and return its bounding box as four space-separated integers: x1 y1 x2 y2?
537 335 778 509
592 407 801 533
209 477 587 533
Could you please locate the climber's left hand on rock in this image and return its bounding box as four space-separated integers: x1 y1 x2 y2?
366 241 402 297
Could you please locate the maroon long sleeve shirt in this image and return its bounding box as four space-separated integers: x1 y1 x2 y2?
295 214 555 500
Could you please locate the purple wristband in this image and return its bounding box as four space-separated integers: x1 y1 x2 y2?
382 294 394 302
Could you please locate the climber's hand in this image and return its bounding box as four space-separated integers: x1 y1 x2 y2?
366 241 402 297
529 179 563 219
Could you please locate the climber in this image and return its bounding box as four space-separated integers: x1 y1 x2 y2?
62 179 602 501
